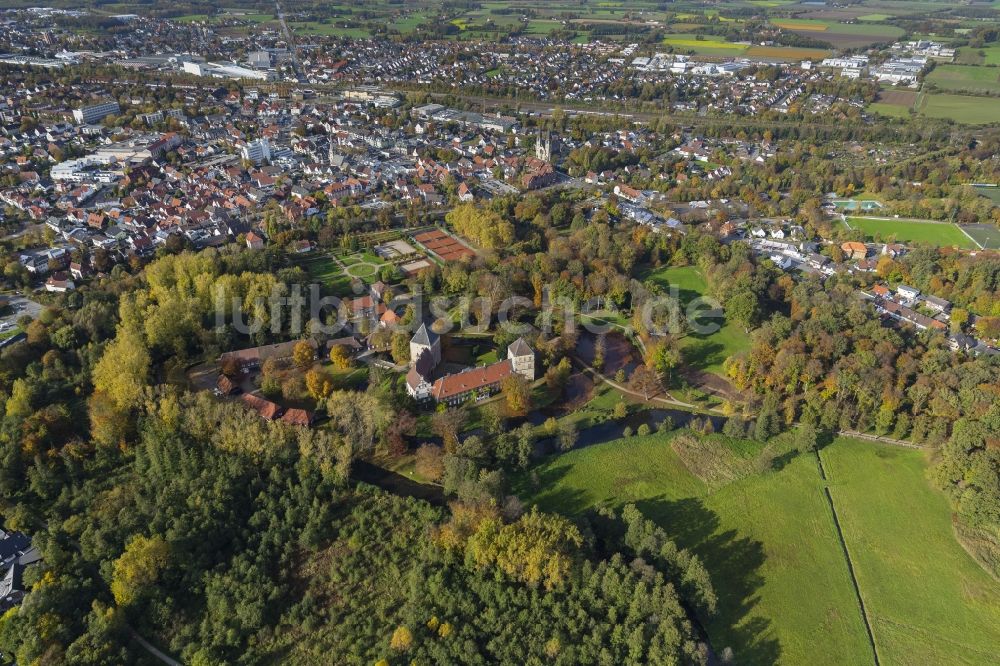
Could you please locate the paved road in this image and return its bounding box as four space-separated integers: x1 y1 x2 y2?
129 628 182 666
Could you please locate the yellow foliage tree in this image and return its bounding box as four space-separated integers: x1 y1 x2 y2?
110 535 170 607
500 374 531 416
389 625 413 652
92 325 151 412
329 344 353 370
466 508 582 590
305 368 334 400
292 340 315 369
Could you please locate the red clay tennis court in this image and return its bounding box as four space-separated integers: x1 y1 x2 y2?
414 230 476 261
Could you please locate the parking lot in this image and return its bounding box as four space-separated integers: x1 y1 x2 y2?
1 295 43 333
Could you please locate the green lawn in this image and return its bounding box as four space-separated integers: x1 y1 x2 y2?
844 217 976 248
519 432 1000 665
294 253 353 295
642 265 751 375
821 438 1000 665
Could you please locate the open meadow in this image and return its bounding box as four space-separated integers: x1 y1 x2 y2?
642 265 751 376
519 432 1000 665
926 65 1000 95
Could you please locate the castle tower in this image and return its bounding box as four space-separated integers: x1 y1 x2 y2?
410 323 441 369
507 337 535 381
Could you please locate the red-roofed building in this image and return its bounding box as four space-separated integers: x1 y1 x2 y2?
239 393 283 421
431 359 513 405
280 408 314 427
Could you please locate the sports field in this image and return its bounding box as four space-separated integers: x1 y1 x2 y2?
844 217 976 248
520 433 1000 665
962 223 1000 250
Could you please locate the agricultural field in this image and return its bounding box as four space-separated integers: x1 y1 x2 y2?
661 33 748 56
956 44 1000 66
844 216 977 248
916 92 1000 125
821 439 1000 665
926 65 1000 95
288 21 371 38
519 431 1000 665
770 16 904 48
641 265 751 376
745 45 832 61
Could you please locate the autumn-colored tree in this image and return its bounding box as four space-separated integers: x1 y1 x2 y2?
501 374 531 416
385 411 417 456
329 344 353 370
466 508 583 590
390 625 413 652
93 325 151 412
445 203 515 249
390 331 410 364
292 340 315 369
111 535 170 607
305 368 333 400
612 401 628 420
220 356 241 377
431 408 467 453
414 443 445 481
628 365 661 401
435 501 501 551
326 391 390 454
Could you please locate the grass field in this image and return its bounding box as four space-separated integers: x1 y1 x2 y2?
917 93 1000 125
868 102 911 118
956 44 1000 66
294 253 354 295
926 65 1000 95
339 252 388 281
642 265 751 375
821 439 1000 665
520 432 1000 665
662 33 748 55
844 217 976 248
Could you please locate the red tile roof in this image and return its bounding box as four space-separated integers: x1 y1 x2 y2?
431 360 512 401
280 408 314 427
240 393 283 420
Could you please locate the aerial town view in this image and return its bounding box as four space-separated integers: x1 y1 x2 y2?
0 0 999 664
